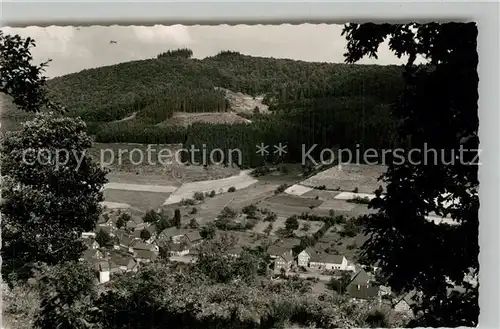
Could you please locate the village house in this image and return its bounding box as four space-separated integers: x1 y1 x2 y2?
80 248 104 261
344 268 380 302
225 245 244 258
393 290 418 318
134 249 158 263
130 240 158 253
268 245 292 259
117 233 136 252
350 268 373 286
157 227 202 245
274 252 294 273
96 225 113 237
83 238 99 250
346 283 380 302
297 247 314 267
309 253 349 271
166 242 191 257
81 232 97 239
109 252 138 273
97 213 114 227
267 245 294 272
98 261 110 284
126 215 145 231
184 230 202 244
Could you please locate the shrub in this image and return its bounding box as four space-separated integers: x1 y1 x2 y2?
352 187 359 193
180 198 195 206
209 190 216 197
193 192 205 201
245 218 258 230
264 212 277 222
218 206 237 220
190 207 198 214
189 218 199 229
251 166 270 177
263 223 273 235
228 186 236 193
347 243 357 250
140 229 152 241
346 196 371 204
242 204 258 218
285 216 299 231
274 184 290 195
143 210 159 223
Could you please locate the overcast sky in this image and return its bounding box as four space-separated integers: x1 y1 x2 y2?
1 24 406 78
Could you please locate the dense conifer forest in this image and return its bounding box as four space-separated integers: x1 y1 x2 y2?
45 50 404 166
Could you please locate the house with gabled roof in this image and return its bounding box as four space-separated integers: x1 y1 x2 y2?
83 238 99 250
96 225 113 236
126 215 145 231
130 240 158 253
267 245 293 259
134 249 158 263
109 252 138 273
98 261 110 283
393 290 418 317
166 242 191 257
309 253 348 271
350 268 373 286
81 248 104 261
184 230 202 244
158 227 197 244
274 251 294 273
297 247 315 267
346 282 379 302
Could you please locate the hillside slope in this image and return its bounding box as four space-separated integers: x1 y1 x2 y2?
46 52 404 124
6 51 406 166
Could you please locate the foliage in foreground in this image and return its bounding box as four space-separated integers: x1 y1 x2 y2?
1 112 108 284
343 22 479 327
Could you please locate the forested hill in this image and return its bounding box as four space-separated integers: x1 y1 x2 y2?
43 50 406 166
47 51 403 121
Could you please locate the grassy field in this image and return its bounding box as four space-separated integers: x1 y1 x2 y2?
316 226 370 262
103 189 173 212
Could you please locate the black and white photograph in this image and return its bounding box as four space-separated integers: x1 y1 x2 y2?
1 20 480 328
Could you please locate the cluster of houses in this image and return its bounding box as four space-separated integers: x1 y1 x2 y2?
80 209 417 317
260 244 416 316
80 210 202 283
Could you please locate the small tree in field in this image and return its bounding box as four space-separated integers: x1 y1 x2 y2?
189 218 199 229
140 229 152 241
285 216 299 232
174 209 182 229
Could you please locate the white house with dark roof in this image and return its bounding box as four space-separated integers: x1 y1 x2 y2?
309 253 348 271
98 261 110 284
